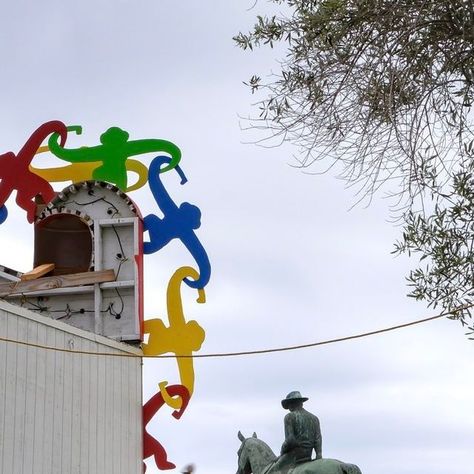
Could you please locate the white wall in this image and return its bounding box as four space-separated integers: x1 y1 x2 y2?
0 300 142 474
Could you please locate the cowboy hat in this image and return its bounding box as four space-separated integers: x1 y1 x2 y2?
281 391 309 409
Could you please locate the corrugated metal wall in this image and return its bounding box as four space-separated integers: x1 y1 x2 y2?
0 300 142 474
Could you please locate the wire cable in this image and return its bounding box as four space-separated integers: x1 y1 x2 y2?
0 304 470 359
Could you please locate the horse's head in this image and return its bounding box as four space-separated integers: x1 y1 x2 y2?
236 431 255 474
236 431 276 474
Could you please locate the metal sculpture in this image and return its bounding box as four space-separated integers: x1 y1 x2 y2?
143 156 211 289
236 433 362 474
0 120 211 471
48 125 181 190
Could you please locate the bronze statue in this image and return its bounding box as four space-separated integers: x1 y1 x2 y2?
236 432 362 474
274 391 322 473
235 391 362 474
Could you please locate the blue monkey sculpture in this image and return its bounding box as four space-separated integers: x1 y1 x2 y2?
143 156 211 290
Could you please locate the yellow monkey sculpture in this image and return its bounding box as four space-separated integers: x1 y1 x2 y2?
143 266 206 409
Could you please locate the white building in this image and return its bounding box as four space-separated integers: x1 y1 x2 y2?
0 181 145 474
0 300 142 474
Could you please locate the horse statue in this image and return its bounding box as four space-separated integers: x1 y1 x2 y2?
236 432 362 474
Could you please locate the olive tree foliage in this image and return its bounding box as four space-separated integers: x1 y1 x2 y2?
234 0 474 199
393 153 474 336
234 0 474 333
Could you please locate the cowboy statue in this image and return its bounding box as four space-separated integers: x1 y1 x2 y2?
273 391 322 473
235 390 362 474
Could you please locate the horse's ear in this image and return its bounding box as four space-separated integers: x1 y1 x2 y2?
252 432 257 439
238 431 245 442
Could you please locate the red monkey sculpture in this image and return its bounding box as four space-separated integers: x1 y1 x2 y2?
0 121 68 222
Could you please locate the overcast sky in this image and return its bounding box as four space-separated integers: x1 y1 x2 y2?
0 2 473 473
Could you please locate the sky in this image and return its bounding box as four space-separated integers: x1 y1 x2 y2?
0 1 473 474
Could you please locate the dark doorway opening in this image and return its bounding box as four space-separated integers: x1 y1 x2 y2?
34 213 93 275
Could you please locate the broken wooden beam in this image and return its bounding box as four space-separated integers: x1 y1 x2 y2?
20 263 55 281
0 269 115 297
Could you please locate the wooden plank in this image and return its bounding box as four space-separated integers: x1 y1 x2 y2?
0 271 20 282
4 285 95 298
32 323 46 473
51 331 65 474
23 320 38 472
70 337 82 471
0 264 23 279
20 263 55 281
0 311 6 464
96 217 136 226
41 327 56 473
3 314 17 474
12 316 27 474
87 341 99 474
0 269 115 297
94 223 103 335
61 333 73 473
100 280 134 290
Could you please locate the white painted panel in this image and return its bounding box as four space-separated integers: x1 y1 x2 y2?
0 309 8 472
32 322 47 474
23 320 39 474
3 312 18 473
0 302 142 474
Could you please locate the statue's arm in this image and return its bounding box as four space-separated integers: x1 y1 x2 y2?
281 413 296 454
314 418 322 459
